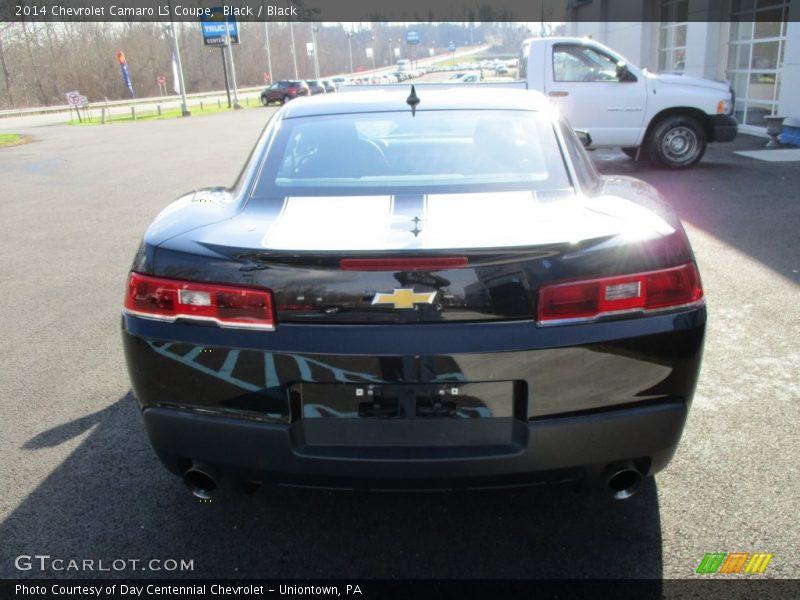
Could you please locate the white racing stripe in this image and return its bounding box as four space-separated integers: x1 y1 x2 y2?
263 196 394 251
260 191 673 251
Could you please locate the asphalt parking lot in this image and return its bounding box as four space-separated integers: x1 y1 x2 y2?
1 105 798 582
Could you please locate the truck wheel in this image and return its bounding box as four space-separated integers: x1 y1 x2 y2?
260 96 269 106
648 115 707 168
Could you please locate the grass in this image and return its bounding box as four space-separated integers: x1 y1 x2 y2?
0 133 23 147
67 98 258 126
431 56 483 69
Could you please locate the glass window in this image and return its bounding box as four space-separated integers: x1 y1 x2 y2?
552 45 619 82
743 102 773 126
726 0 788 129
252 110 571 197
751 41 780 70
558 118 600 192
753 15 783 39
657 1 688 73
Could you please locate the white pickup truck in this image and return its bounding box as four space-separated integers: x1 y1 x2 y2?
519 37 738 168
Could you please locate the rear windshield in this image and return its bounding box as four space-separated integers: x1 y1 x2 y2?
251 109 570 197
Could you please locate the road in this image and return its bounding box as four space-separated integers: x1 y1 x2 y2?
0 97 798 583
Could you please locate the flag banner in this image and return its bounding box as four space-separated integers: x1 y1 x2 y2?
117 50 134 97
120 63 134 97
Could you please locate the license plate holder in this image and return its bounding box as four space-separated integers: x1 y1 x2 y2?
294 381 519 420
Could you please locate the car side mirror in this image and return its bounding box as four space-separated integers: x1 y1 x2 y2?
575 130 592 148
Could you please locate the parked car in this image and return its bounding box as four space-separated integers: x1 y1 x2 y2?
459 73 481 83
320 79 336 93
260 80 309 105
123 88 705 500
306 80 326 95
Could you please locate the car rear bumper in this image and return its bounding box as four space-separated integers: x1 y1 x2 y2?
143 399 687 490
711 114 738 143
123 307 704 489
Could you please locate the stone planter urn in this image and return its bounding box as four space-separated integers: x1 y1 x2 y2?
764 115 785 149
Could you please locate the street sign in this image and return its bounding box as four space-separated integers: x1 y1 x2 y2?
65 91 81 106
306 42 314 57
157 74 166 85
200 8 239 46
406 30 420 45
448 42 456 52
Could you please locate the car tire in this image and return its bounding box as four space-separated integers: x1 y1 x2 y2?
282 95 289 104
260 96 269 106
647 115 707 169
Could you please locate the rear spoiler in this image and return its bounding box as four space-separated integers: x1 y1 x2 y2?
338 82 529 93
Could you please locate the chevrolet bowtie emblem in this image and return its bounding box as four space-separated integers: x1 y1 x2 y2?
372 288 436 309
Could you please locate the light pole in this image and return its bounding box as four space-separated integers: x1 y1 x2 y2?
223 20 241 109
289 22 298 79
262 4 273 84
347 32 353 73
167 17 190 116
312 25 320 79
370 35 376 70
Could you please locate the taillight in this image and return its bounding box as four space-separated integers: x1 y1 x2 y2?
538 263 703 325
124 273 275 330
340 257 468 271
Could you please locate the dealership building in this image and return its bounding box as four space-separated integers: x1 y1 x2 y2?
566 0 799 142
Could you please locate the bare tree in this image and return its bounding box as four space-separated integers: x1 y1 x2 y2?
0 25 14 107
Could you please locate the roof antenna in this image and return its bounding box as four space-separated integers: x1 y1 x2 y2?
406 85 420 116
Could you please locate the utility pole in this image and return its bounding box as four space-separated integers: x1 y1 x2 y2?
220 46 231 108
312 24 320 79
224 20 241 109
289 22 298 79
347 32 353 73
168 15 190 116
262 4 273 84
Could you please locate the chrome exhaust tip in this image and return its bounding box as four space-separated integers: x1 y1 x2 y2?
183 463 219 500
605 466 644 500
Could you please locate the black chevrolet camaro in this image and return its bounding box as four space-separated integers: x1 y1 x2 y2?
122 87 705 500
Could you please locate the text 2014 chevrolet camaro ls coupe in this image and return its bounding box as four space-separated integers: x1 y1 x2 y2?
122 88 705 500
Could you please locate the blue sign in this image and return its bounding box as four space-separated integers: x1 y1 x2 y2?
406 30 420 45
201 8 239 46
448 42 456 52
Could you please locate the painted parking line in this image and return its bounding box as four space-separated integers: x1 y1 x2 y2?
734 149 800 162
